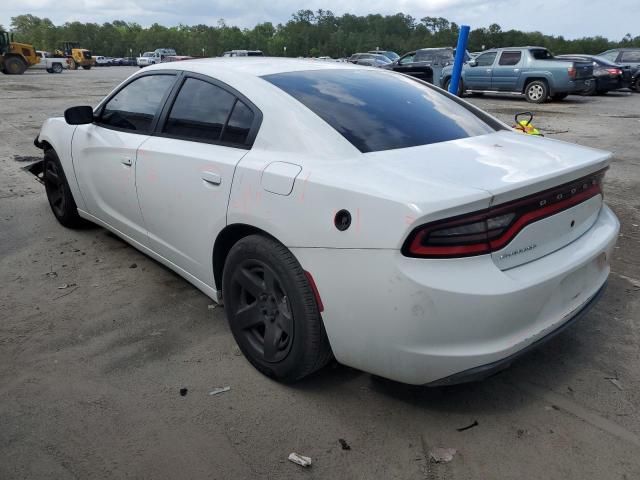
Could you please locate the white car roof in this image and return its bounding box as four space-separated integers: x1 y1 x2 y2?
147 56 364 77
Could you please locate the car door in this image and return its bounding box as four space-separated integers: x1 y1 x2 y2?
392 52 416 74
72 72 178 242
464 51 497 90
135 73 261 286
491 50 523 91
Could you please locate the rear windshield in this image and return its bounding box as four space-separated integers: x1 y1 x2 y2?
530 49 553 60
263 69 497 153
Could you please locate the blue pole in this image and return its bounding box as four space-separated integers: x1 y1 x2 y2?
449 25 470 95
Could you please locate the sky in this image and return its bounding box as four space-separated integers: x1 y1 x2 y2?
1 0 638 41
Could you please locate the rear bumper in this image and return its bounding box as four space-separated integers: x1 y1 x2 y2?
292 204 619 385
426 281 606 386
566 78 590 93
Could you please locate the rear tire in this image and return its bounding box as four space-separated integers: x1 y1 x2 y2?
82 65 91 70
634 77 640 92
222 235 332 383
43 149 86 229
581 81 597 96
596 89 608 95
525 80 548 103
69 59 77 70
4 56 27 75
52 63 63 74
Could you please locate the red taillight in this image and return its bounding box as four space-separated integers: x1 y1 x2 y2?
605 68 621 76
568 66 576 79
403 170 605 258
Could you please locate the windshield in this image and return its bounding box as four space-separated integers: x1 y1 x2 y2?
263 69 497 153
142 52 154 57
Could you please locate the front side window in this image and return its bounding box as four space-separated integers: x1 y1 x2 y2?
475 52 497 67
263 69 497 153
398 53 415 65
164 78 236 142
100 74 175 132
499 51 522 66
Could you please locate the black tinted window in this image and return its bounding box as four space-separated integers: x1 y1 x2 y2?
221 100 254 144
476 52 496 66
621 51 640 62
164 78 236 142
530 49 553 60
101 75 175 132
499 51 522 65
263 69 496 153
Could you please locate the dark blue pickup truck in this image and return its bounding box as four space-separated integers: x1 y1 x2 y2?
440 47 593 103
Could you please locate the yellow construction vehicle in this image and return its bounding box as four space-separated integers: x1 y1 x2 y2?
54 41 95 70
0 30 39 75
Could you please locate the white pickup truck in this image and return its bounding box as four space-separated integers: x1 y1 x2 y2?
137 48 177 68
33 51 67 74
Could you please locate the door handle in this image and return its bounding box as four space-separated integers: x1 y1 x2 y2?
486 69 492 73
121 157 132 166
514 68 520 72
201 171 222 186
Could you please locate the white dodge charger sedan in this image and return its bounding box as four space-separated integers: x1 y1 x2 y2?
35 58 619 385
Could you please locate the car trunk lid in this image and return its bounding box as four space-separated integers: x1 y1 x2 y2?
366 130 611 269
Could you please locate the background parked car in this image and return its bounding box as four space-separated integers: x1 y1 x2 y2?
222 50 263 57
367 50 399 62
94 55 110 66
348 53 391 67
598 48 640 91
440 47 593 103
382 47 459 84
557 54 631 95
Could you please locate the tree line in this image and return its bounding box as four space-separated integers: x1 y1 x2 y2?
5 10 639 59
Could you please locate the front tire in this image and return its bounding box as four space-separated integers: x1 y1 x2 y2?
4 56 27 75
44 149 85 228
52 63 63 74
525 80 548 103
443 77 464 96
222 235 332 382
82 65 91 70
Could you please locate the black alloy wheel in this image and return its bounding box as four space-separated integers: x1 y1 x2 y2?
222 235 332 382
43 149 86 228
44 156 66 218
228 259 294 363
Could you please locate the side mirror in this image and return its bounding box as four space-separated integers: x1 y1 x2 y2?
64 106 94 125
468 59 478 67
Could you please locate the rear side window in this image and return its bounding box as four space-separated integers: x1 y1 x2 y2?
499 51 522 66
221 101 254 144
263 69 496 153
100 74 175 132
164 78 236 142
621 51 640 62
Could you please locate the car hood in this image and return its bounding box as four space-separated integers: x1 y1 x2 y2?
364 130 611 206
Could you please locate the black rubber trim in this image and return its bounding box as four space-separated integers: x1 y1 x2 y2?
426 281 608 387
34 136 44 149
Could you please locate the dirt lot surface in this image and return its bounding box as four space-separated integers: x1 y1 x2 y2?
1 67 639 479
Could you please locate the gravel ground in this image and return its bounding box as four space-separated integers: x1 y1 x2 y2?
1 67 639 479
